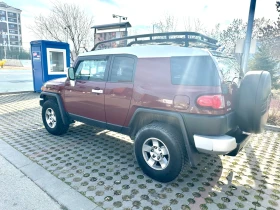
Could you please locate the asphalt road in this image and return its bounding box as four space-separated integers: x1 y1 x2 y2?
0 70 33 93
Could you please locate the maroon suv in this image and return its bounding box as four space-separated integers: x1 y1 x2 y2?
40 38 271 182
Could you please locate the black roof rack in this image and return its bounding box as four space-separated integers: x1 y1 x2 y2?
91 31 219 51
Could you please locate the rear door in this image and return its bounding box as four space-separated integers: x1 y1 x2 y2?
104 55 136 131
64 56 109 122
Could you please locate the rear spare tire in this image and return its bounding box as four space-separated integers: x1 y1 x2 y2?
236 71 271 134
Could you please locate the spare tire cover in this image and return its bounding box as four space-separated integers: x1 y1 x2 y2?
236 71 271 134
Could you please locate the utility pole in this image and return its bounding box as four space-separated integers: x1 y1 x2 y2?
64 25 70 43
241 0 257 77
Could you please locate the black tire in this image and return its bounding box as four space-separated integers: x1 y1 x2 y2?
134 122 186 183
42 100 69 135
236 71 271 134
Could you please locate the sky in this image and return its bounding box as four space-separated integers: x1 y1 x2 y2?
6 0 280 49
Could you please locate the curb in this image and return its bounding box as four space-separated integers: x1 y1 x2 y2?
0 139 103 210
0 68 31 71
265 124 280 132
0 91 35 95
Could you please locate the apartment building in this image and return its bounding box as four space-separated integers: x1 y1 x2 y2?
0 1 22 50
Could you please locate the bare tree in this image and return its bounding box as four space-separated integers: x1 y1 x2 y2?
183 17 206 34
206 23 221 40
218 18 272 54
29 1 94 61
128 28 139 36
153 13 177 33
257 3 280 59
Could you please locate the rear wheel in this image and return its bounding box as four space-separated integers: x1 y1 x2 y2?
134 122 185 183
42 100 69 135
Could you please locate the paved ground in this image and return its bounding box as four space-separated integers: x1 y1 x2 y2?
0 70 33 93
0 155 62 210
0 93 279 210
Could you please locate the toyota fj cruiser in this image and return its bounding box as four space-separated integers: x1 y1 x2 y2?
40 32 271 182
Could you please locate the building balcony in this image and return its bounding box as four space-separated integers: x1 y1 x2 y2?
9 30 18 34
8 19 17 23
10 41 19 46
7 12 17 18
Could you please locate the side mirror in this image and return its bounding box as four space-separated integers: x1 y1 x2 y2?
68 67 75 80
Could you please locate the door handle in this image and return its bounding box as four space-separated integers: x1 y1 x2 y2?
92 88 103 94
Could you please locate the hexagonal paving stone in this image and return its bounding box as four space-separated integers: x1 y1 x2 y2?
0 93 279 209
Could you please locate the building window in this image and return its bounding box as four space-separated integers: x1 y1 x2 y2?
0 10 5 15
9 30 17 34
8 18 17 23
10 35 18 40
8 24 17 29
0 16 5 21
8 12 16 17
0 22 7 32
10 41 18 45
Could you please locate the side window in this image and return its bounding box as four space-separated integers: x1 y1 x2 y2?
75 59 107 81
109 56 135 82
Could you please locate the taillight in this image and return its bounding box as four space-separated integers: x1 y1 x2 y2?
197 95 225 109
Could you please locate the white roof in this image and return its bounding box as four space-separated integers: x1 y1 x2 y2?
79 45 210 58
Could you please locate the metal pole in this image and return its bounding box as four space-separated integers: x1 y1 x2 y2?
125 23 128 46
119 16 121 32
241 0 257 77
2 30 6 59
4 43 6 59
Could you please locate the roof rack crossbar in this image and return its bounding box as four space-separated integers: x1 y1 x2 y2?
91 31 219 51
126 38 218 49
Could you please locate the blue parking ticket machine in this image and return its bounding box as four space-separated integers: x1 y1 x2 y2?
30 40 70 92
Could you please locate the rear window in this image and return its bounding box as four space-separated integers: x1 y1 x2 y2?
170 56 220 86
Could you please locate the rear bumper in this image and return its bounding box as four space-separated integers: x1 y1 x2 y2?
194 135 237 155
194 131 251 155
182 112 237 136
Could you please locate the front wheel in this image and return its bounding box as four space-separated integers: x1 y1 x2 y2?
42 100 69 135
134 122 186 183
